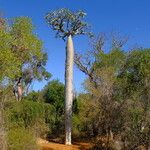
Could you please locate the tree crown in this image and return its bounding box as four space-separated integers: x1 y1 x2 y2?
45 8 91 40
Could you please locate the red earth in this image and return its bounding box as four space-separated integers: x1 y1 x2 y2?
38 138 94 150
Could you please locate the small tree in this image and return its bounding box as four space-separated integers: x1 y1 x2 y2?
45 8 91 144
43 80 65 135
10 17 51 100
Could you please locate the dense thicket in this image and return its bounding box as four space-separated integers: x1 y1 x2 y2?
25 80 79 137
73 35 150 149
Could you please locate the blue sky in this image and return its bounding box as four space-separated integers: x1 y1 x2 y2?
1 0 150 92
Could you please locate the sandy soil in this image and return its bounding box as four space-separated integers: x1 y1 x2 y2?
38 138 93 150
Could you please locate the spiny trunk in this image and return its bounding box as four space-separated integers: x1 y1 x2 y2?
65 35 74 145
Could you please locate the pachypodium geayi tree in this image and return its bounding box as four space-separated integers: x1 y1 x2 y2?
45 8 91 145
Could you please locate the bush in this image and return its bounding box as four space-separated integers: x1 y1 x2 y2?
5 100 56 137
7 128 39 150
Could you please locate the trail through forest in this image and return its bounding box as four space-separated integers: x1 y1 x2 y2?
38 138 93 150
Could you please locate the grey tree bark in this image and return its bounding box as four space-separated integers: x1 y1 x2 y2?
65 35 74 145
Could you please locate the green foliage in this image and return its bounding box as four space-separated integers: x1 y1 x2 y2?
43 80 65 113
45 8 92 40
25 90 43 102
0 17 51 89
74 47 150 149
0 29 20 81
25 80 80 136
0 16 51 149
95 48 125 69
7 128 39 150
42 80 65 135
10 17 42 61
5 100 56 137
72 94 90 137
118 49 150 96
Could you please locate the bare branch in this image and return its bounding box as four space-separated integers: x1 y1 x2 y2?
111 32 129 49
92 33 105 53
45 8 91 40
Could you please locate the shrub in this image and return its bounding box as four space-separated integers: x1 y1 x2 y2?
7 128 39 150
5 100 56 137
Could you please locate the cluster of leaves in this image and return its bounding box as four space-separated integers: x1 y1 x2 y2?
3 99 56 149
5 100 55 130
0 17 51 90
45 8 92 40
0 23 20 81
7 128 39 150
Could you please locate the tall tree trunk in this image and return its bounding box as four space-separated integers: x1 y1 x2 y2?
65 35 74 145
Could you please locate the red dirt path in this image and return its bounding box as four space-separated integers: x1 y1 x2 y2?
38 138 93 150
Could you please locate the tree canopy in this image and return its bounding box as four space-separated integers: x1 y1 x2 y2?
0 17 51 92
45 8 92 40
